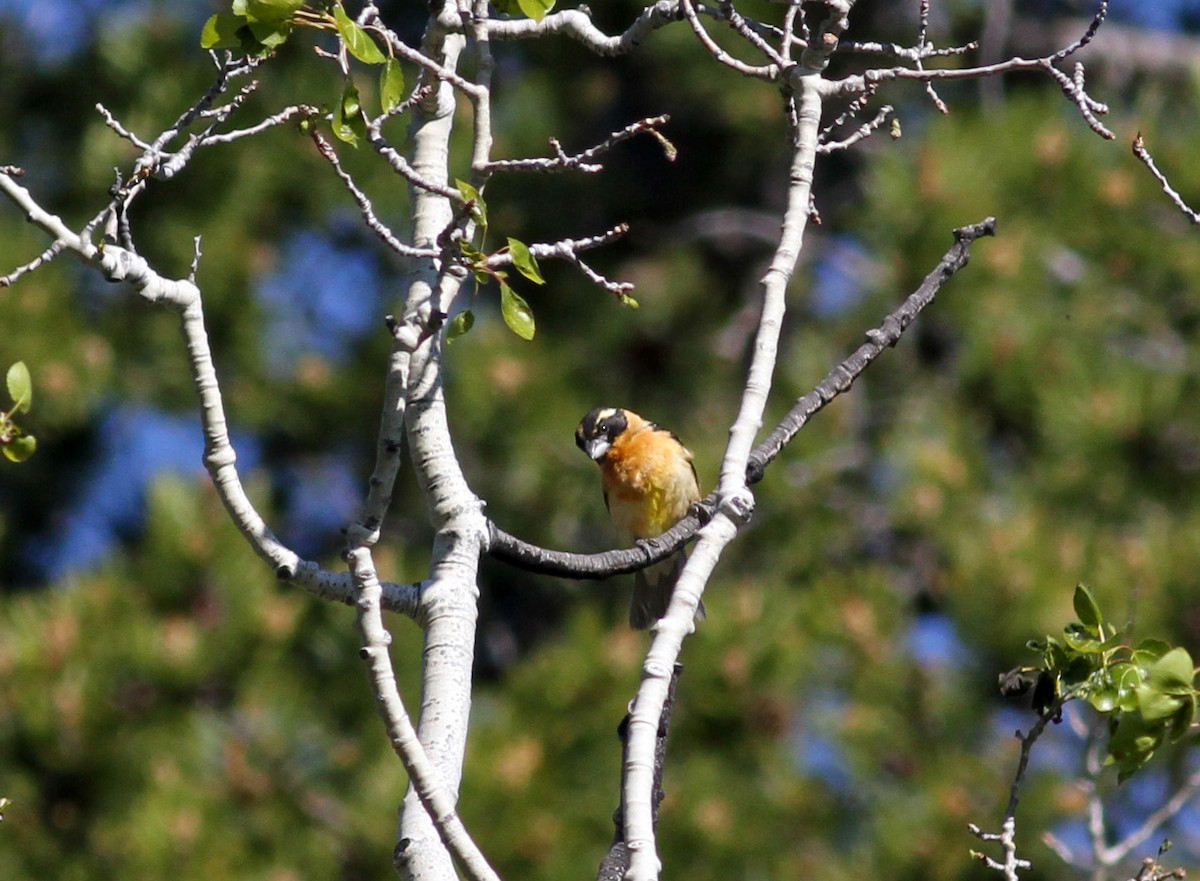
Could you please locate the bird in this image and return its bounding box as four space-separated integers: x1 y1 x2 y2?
575 406 703 629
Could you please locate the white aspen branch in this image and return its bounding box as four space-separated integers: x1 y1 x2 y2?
483 1 682 55
0 242 66 286
388 27 490 881
836 0 1111 135
970 817 1033 881
1076 726 1200 869
198 102 321 146
0 170 425 618
622 66 828 881
368 126 466 202
345 544 501 881
468 0 496 178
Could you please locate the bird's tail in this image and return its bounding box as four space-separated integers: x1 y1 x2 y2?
630 549 706 630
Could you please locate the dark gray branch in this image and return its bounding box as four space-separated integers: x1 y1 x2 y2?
486 216 998 579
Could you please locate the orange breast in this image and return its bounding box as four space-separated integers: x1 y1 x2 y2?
601 426 699 541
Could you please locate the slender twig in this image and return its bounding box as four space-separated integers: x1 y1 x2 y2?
714 0 787 67
678 0 778 79
840 38 978 59
970 697 1064 881
308 130 440 258
818 104 894 153
914 0 949 113
0 239 66 288
837 1 1110 135
484 115 672 174
490 224 635 295
1133 134 1200 224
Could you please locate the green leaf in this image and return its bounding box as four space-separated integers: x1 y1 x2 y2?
334 5 387 64
499 283 535 340
200 13 247 49
332 81 366 146
1110 662 1144 712
445 309 475 344
621 294 639 309
245 18 292 50
7 362 32 414
1144 647 1196 697
458 240 486 264
3 434 36 463
1063 622 1102 654
1088 684 1119 713
1073 583 1103 633
1137 684 1186 724
380 58 405 114
455 179 487 228
1133 639 1173 669
516 0 555 21
1168 694 1196 741
244 0 304 24
506 238 545 285
1106 713 1163 783
494 0 556 21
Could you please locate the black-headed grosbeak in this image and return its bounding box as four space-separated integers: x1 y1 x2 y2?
575 407 702 629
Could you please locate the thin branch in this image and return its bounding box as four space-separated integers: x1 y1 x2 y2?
308 129 440 259
914 0 949 113
678 0 778 79
483 115 672 174
367 128 466 201
970 818 1033 881
201 103 321 146
747 216 996 481
713 0 787 67
1133 134 1200 224
817 104 894 153
0 238 66 288
839 38 978 60
969 697 1064 881
504 224 635 296
619 73 827 881
838 1 1111 135
1101 767 1200 865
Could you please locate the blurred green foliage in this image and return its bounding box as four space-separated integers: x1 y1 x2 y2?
2 3 1200 881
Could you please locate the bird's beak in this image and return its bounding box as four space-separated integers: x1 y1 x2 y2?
582 437 610 461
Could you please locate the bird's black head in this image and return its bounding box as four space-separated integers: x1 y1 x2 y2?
575 407 628 462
